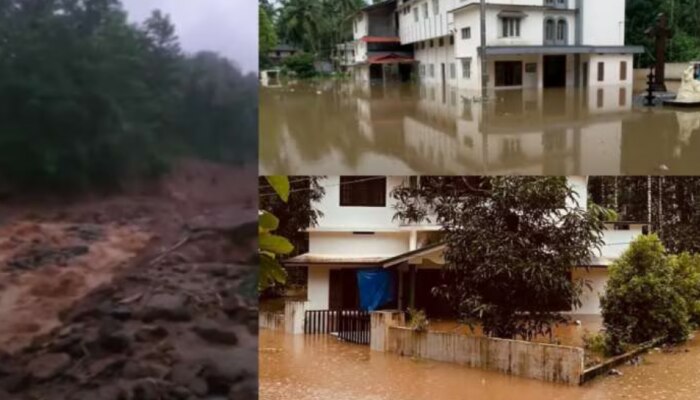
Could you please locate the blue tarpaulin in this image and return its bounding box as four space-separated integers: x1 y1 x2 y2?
356 268 395 311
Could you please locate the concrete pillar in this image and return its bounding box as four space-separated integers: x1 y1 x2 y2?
284 301 308 335
370 310 405 352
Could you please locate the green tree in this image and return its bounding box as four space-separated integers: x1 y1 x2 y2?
260 7 278 69
393 177 607 340
669 252 700 325
601 234 689 355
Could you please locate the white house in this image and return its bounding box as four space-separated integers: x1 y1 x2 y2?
285 176 646 316
355 0 643 90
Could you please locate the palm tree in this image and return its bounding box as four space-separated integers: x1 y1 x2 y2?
277 0 323 53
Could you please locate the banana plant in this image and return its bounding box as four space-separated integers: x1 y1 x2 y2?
259 176 295 291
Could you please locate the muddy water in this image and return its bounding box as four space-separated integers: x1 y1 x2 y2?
260 329 700 400
0 222 151 353
260 81 700 175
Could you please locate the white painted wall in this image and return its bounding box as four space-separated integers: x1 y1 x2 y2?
313 176 406 230
307 267 330 310
309 231 411 257
353 12 369 40
581 0 625 46
585 54 634 87
572 267 608 315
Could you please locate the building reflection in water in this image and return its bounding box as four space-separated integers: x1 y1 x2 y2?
259 80 700 175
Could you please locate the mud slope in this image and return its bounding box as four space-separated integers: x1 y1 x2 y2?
0 160 258 400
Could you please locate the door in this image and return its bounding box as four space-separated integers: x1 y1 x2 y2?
495 61 523 87
582 62 589 87
543 55 567 88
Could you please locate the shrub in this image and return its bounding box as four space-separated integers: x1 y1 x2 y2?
669 252 700 326
600 234 690 355
407 308 429 332
283 53 317 79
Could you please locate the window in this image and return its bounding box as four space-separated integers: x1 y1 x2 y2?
545 19 555 42
420 64 425 76
423 3 428 19
432 0 439 15
413 7 419 22
449 35 454 45
339 176 386 207
461 27 471 39
462 58 472 79
596 88 604 108
620 61 628 81
619 87 627 107
501 17 521 37
597 62 605 82
429 39 434 48
450 63 456 79
556 19 567 42
438 38 444 46
429 64 435 77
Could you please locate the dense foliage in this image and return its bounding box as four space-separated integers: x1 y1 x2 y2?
589 177 700 254
274 0 366 58
0 0 256 192
282 53 317 78
392 177 607 340
627 0 700 66
601 235 691 355
259 6 278 69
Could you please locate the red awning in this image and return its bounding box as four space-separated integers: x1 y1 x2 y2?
367 54 415 64
361 36 401 43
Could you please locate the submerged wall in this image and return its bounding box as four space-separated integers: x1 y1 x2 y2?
259 311 285 332
383 325 585 385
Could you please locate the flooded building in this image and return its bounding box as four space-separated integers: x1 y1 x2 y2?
285 176 646 316
351 0 415 83
268 43 299 66
395 0 642 91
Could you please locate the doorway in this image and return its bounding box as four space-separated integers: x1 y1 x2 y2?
495 61 523 87
543 55 567 88
582 62 589 87
369 64 383 81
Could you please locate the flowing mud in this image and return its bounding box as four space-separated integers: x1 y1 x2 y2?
260 329 700 400
0 222 151 353
260 81 700 175
0 159 258 400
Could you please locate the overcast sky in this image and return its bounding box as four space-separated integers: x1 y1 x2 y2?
120 0 257 72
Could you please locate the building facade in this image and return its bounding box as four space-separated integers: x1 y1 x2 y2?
286 176 646 316
350 0 641 90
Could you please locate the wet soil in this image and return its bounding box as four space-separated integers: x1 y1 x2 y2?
0 159 258 400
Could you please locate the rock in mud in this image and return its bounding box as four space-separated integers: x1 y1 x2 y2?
123 360 169 380
134 325 169 342
139 293 191 322
192 321 239 345
27 352 71 381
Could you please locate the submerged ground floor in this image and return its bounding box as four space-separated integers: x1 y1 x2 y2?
260 329 700 400
351 47 638 92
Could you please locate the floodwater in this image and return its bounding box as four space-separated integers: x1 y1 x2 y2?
260 329 700 400
260 80 700 175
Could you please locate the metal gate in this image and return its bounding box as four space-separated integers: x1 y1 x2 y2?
304 309 371 345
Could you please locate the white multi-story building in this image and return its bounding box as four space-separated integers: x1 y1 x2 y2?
357 0 642 90
286 176 646 316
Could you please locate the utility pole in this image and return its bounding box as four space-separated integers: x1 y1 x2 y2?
480 0 488 100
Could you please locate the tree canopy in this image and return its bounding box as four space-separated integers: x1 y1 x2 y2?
393 177 607 340
275 0 366 58
627 0 700 66
0 0 256 193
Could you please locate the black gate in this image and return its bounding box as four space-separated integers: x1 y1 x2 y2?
304 309 371 345
338 310 371 345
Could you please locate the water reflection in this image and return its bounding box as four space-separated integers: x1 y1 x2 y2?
260 81 700 175
260 329 700 400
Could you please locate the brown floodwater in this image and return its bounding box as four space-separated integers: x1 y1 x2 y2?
260 329 700 400
260 80 700 176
